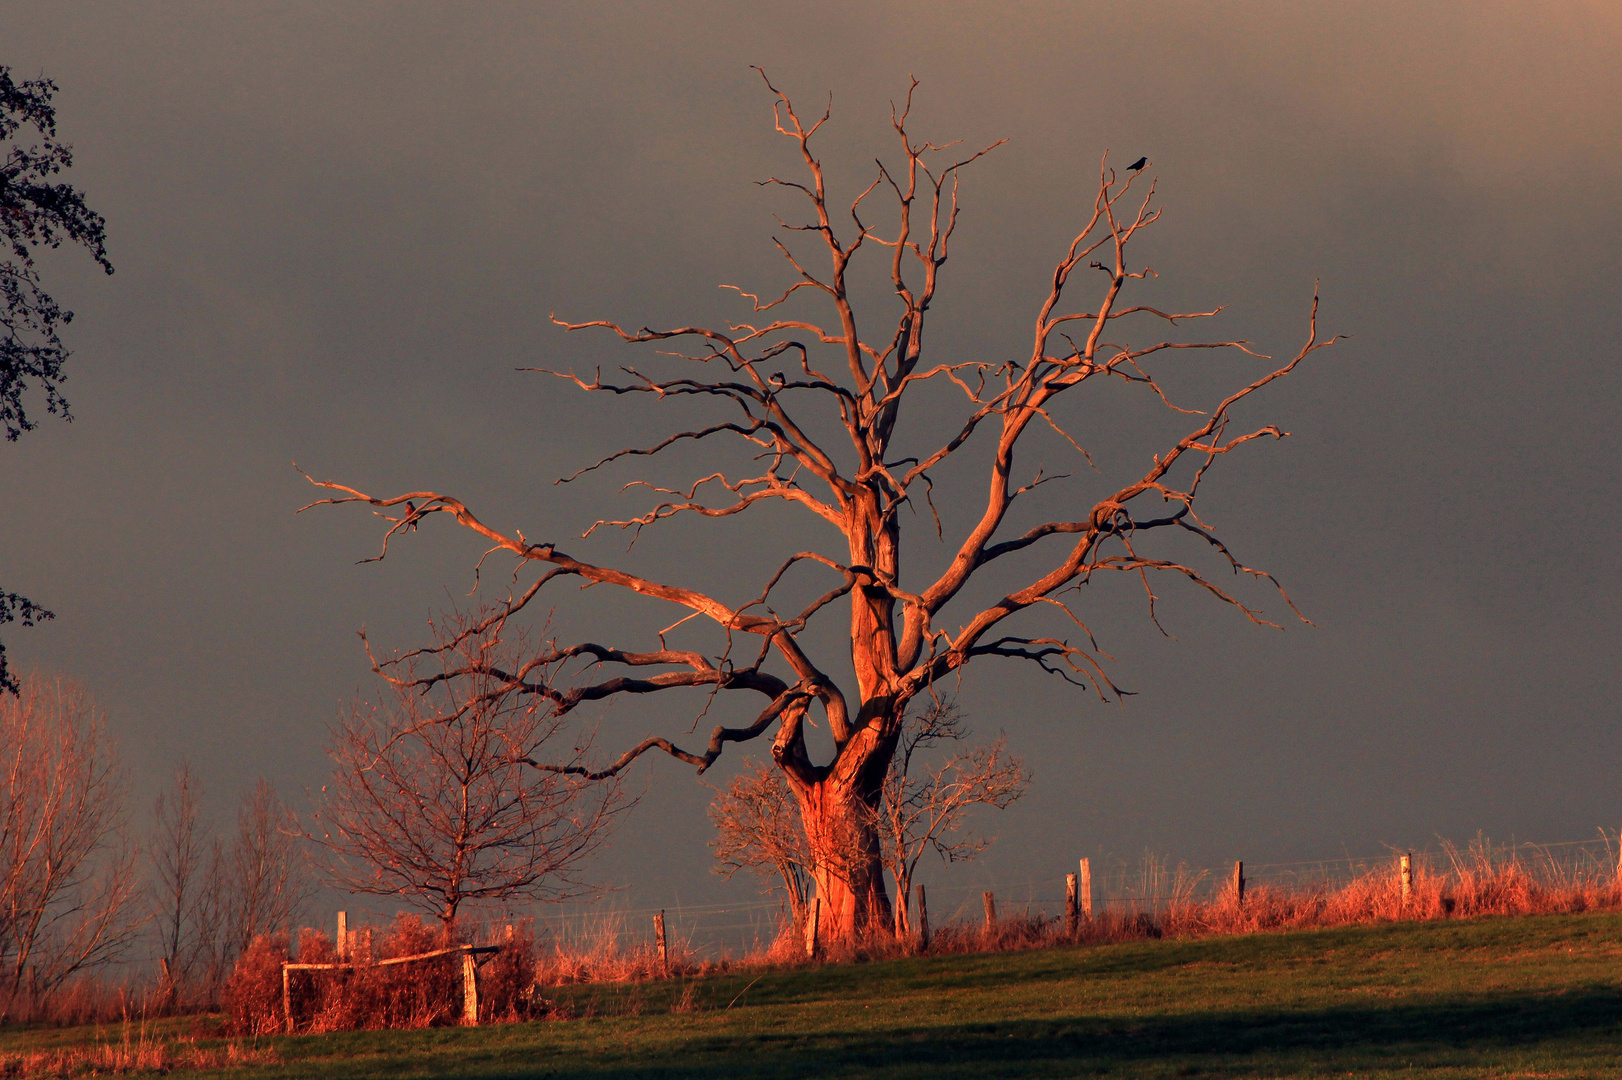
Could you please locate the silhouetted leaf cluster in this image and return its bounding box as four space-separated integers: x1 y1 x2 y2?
0 65 112 694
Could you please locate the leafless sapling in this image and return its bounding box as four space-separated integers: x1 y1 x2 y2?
877 698 1029 936
709 761 814 931
310 610 626 926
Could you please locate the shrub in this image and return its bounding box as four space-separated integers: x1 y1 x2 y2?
221 932 289 1036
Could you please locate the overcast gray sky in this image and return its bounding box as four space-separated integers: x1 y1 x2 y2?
3 1 1619 928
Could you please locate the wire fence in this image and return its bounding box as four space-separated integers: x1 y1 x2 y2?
513 832 1622 960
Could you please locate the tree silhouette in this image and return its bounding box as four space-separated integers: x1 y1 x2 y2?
0 67 113 693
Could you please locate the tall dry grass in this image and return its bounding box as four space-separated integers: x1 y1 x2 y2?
532 911 706 987
16 836 1611 1044
0 1021 275 1079
0 979 154 1029
600 837 1622 975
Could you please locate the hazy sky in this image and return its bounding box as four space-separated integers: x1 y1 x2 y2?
3 1 1619 928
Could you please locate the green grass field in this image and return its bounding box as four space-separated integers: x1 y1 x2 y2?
7 912 1622 1078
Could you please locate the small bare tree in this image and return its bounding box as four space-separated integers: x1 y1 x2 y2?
149 761 241 1006
189 835 232 1003
0 675 140 1010
228 779 314 955
311 611 626 926
150 761 205 1004
878 699 1028 936
710 762 814 930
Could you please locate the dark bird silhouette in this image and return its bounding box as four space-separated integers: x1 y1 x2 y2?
402 501 419 532
1127 156 1148 172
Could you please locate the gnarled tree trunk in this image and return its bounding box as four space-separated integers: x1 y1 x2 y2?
782 715 898 937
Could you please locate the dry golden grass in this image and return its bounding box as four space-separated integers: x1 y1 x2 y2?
0 1020 275 1078
1147 837 1620 940
534 838 1622 982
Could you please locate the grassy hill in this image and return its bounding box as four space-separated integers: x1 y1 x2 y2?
6 912 1622 1078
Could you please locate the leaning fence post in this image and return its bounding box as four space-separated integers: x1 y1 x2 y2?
1400 852 1413 907
1080 858 1093 921
461 946 479 1026
1234 861 1246 906
983 891 997 931
654 911 668 977
1065 873 1079 939
917 885 931 950
805 896 821 958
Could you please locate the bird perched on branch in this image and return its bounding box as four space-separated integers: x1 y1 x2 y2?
1127 156 1148 172
401 501 419 532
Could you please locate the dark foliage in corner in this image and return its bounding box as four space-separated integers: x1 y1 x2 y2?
0 66 112 694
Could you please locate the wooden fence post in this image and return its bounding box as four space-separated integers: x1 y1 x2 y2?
1065 874 1079 939
1400 852 1413 906
336 911 348 962
1079 858 1093 921
461 947 479 1026
1234 861 1246 906
282 964 292 1034
158 957 175 1008
805 896 821 958
654 911 668 976
917 885 930 950
983 891 997 931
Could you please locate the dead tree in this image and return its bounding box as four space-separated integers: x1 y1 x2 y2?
310 611 626 925
304 72 1336 940
878 699 1028 936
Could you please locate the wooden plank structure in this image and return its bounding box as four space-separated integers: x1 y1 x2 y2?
281 918 501 1032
